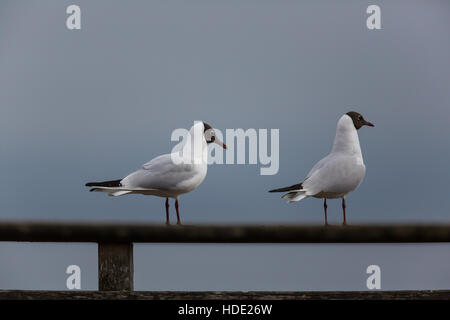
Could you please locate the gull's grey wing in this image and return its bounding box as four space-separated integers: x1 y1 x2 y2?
305 155 331 180
302 155 366 196
121 153 198 191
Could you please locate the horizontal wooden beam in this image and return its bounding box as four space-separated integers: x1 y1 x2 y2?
0 222 450 243
0 290 448 300
0 221 450 243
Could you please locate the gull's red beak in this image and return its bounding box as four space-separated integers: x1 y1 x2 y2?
365 121 375 127
215 138 227 149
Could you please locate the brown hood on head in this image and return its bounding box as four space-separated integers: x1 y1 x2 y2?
203 122 227 149
346 111 374 130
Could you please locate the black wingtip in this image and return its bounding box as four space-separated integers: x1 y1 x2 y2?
85 179 122 188
268 183 303 193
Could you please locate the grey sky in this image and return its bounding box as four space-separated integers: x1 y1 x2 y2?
0 0 449 290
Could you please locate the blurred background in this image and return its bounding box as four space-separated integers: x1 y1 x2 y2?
0 0 449 290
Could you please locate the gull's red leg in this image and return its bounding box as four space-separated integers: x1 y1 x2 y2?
175 198 181 225
165 198 170 225
324 198 328 226
342 197 347 226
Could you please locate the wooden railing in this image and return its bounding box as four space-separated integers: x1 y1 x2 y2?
0 221 449 299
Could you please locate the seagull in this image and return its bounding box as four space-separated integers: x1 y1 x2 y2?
269 112 374 225
85 121 226 225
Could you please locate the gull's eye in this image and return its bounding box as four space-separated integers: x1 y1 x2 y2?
358 115 362 120
205 129 215 142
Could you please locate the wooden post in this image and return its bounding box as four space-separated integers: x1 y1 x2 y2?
98 243 134 291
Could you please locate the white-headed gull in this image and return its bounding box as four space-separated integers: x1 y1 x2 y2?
86 121 226 225
269 112 374 225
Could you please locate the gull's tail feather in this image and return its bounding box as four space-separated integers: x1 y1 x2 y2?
109 190 132 197
88 187 131 197
288 191 307 203
280 190 307 203
268 183 303 193
281 192 296 199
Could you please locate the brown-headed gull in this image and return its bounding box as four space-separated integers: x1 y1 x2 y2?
86 121 226 225
269 112 374 225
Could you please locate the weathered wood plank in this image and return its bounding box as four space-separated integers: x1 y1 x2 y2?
98 243 133 291
0 222 450 243
0 290 448 300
